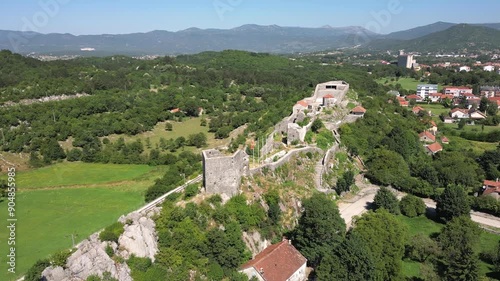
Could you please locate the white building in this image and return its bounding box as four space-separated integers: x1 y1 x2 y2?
398 53 416 69
459 66 471 72
484 65 495 72
417 84 438 99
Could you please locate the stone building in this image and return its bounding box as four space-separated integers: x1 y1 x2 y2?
202 149 249 197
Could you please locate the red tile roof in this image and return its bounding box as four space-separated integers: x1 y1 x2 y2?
412 106 424 113
323 94 334 99
450 108 469 114
441 136 449 143
430 121 437 127
406 94 421 100
484 180 500 189
296 100 308 107
351 106 367 113
170 108 180 113
240 240 307 281
489 97 500 106
426 142 443 154
419 131 436 142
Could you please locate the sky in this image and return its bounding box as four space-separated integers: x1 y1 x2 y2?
1 0 500 35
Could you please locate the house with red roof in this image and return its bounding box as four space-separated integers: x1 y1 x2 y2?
444 87 473 97
429 93 443 103
489 97 500 110
450 108 470 119
412 106 425 115
429 121 438 134
170 108 181 114
425 142 443 155
397 96 409 107
322 94 336 107
351 106 367 117
482 179 500 199
293 100 309 113
406 94 422 102
419 131 436 143
441 136 449 144
239 239 307 281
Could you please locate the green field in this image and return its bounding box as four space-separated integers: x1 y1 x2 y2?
442 123 500 134
418 103 450 117
398 215 500 279
376 77 444 92
0 163 164 280
10 162 157 189
103 117 226 152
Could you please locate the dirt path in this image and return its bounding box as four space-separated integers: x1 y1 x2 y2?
338 177 500 230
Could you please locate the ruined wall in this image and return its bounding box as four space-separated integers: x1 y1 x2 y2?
287 123 307 145
249 147 323 175
203 149 249 197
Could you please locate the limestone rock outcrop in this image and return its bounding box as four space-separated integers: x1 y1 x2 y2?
42 234 132 281
117 211 158 261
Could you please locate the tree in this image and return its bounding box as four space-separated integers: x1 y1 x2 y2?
165 122 173 131
479 97 489 112
40 138 66 162
316 232 376 281
336 170 355 195
292 193 346 267
436 185 470 222
311 118 323 133
438 216 480 281
405 233 441 263
487 100 499 116
400 194 426 217
373 187 400 215
366 148 411 188
351 209 407 281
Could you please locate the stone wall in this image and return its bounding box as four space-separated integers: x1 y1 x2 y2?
250 147 322 175
202 149 249 197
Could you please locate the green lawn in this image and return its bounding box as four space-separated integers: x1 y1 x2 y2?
376 77 421 91
9 162 157 189
418 104 450 117
399 215 500 279
442 123 500 134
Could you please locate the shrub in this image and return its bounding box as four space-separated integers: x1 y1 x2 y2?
50 249 73 268
25 259 51 281
105 244 114 257
400 194 426 217
99 222 125 243
184 184 199 199
127 255 152 272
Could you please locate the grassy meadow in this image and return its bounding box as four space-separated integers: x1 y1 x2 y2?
398 215 500 279
0 162 165 280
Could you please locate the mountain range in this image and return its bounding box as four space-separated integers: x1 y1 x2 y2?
1 22 500 56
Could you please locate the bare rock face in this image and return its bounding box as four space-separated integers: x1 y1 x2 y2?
42 234 132 281
117 211 158 261
242 231 270 257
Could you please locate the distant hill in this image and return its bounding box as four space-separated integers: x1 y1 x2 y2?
384 21 457 40
384 21 500 40
0 24 377 56
366 24 500 52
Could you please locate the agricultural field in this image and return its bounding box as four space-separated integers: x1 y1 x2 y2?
418 103 450 117
0 162 165 280
59 117 227 153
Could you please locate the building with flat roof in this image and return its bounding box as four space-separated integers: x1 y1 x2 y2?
398 53 416 69
416 84 438 99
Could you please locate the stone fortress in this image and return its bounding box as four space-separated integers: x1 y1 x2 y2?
202 80 349 197
202 149 249 197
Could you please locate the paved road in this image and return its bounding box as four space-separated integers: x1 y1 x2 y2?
338 180 500 230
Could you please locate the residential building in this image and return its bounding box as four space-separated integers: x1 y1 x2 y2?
484 65 495 72
488 97 500 109
351 106 367 117
322 94 336 107
419 131 436 143
397 96 409 107
406 94 423 102
425 142 443 155
482 179 500 200
429 121 438 135
443 87 473 97
450 108 470 119
239 239 307 281
459 66 471 72
441 136 449 144
429 93 443 103
293 100 309 113
469 110 487 120
398 53 416 69
412 106 425 115
417 84 438 99
481 86 500 98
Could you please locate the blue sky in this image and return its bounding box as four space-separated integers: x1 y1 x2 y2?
1 0 499 35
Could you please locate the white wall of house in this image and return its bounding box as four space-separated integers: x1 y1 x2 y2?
287 263 307 281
